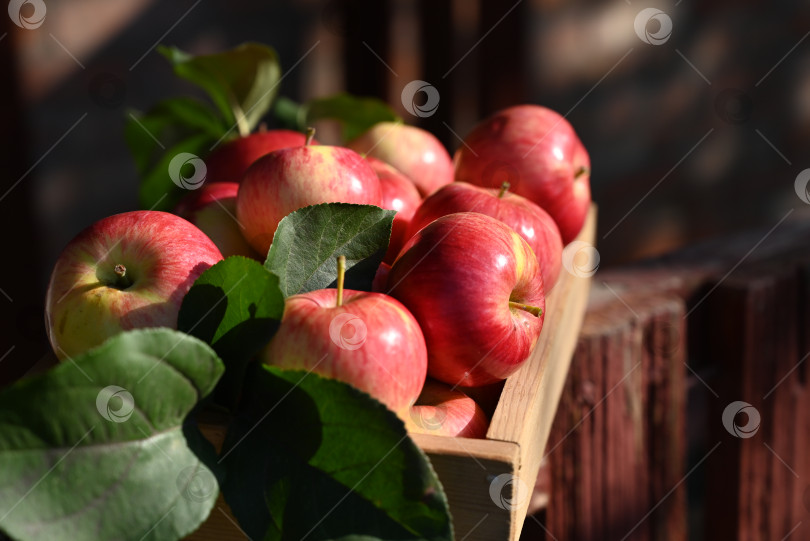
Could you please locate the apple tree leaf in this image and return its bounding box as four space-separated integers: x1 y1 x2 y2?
274 93 400 142
178 256 285 408
0 328 224 541
264 203 395 297
159 43 281 137
125 97 226 211
221 366 453 541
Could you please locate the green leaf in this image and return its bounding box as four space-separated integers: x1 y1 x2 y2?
0 329 225 541
299 93 401 142
221 367 453 541
264 203 395 297
178 256 285 408
125 97 226 211
160 43 281 137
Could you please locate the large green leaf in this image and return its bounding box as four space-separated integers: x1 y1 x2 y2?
178 257 285 408
0 329 225 541
160 43 281 137
265 203 395 297
221 366 453 541
274 94 400 142
125 97 226 211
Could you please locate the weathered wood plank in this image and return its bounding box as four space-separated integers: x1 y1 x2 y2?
544 288 687 541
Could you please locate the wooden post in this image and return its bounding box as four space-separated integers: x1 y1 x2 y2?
543 287 687 541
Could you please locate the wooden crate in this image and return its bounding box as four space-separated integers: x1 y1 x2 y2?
190 206 597 540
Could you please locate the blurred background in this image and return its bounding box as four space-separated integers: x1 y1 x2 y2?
2 0 808 380
0 0 808 538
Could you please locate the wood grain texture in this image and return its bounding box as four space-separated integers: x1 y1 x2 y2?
187 208 597 540
543 286 687 541
703 259 810 541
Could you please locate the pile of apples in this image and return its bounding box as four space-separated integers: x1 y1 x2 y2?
45 104 591 439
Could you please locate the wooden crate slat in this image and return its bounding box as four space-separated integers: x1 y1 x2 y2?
488 207 596 538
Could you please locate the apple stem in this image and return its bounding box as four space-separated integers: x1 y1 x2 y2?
498 182 511 198
305 127 316 146
574 166 588 179
336 255 346 307
509 301 543 317
113 264 133 289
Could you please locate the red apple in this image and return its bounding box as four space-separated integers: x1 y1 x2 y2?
366 157 423 263
347 122 453 197
371 262 391 293
457 380 505 418
205 129 316 183
387 212 545 387
45 211 223 359
405 379 489 438
406 181 563 289
263 257 427 418
237 138 382 255
454 105 591 243
174 182 259 259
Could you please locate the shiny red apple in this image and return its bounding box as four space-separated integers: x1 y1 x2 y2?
263 257 427 418
372 262 392 293
347 122 453 197
387 212 545 387
405 379 489 438
454 105 591 243
205 129 315 183
406 181 563 288
45 211 223 359
236 136 382 255
174 182 258 259
366 157 423 263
